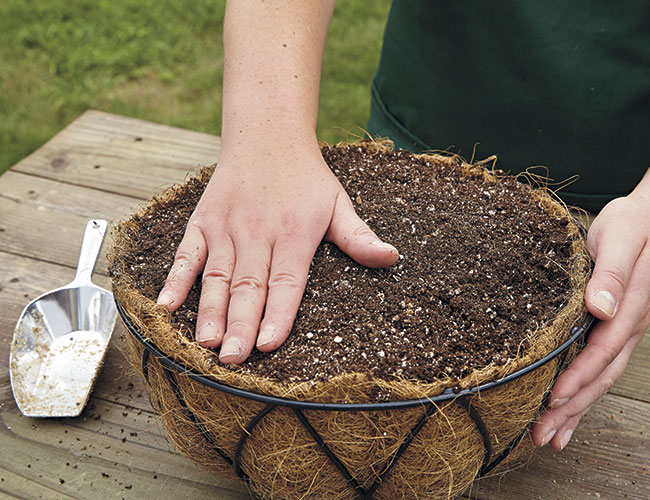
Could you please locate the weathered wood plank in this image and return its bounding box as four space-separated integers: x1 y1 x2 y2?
0 172 137 277
613 333 650 403
16 109 221 170
11 110 220 199
0 171 142 220
11 149 200 200
0 166 195 275
0 194 112 274
0 399 251 500
0 467 69 500
0 168 147 274
470 393 650 500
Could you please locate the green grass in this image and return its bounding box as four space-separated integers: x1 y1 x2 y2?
0 0 390 174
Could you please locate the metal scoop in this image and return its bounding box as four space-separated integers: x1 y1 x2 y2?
9 220 117 417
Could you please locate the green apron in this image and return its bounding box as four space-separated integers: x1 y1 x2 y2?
369 0 650 212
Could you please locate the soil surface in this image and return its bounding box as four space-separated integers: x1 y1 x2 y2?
114 143 577 384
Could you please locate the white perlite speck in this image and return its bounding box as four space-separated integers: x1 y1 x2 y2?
333 336 343 343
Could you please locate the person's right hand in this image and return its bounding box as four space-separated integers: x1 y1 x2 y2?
156 139 399 364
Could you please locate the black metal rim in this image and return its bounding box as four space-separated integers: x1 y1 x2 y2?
116 299 595 410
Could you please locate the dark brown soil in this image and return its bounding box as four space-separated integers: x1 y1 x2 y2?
113 143 577 385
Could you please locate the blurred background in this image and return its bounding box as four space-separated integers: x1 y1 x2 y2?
0 0 390 175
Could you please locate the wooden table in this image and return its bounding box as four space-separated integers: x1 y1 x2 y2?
0 110 648 500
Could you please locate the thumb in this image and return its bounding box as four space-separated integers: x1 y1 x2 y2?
325 191 399 268
585 218 643 320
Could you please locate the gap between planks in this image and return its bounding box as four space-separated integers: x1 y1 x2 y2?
10 110 221 200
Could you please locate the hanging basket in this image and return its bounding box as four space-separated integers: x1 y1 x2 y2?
109 140 594 500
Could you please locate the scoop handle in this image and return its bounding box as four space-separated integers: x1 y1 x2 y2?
73 220 108 285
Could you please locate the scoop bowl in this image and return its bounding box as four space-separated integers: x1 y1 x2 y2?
9 220 117 417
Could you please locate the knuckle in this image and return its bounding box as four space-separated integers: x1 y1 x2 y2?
230 275 265 293
189 216 205 229
228 319 251 331
163 275 185 289
280 212 298 232
244 212 264 227
166 261 196 284
578 406 593 419
198 304 226 319
202 267 231 286
597 342 620 366
599 377 616 398
586 225 602 253
174 250 199 267
189 208 213 227
603 196 628 212
585 342 619 369
268 271 301 289
352 223 375 239
165 268 193 288
599 267 627 292
235 213 266 239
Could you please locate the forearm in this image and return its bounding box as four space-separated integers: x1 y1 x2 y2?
221 0 336 153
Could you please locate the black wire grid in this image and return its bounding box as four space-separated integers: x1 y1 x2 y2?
116 301 595 500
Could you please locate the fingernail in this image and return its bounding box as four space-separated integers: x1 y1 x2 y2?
219 337 242 361
559 429 573 450
157 289 174 307
592 290 616 318
257 325 276 348
550 397 570 408
541 428 557 447
372 240 397 252
196 322 220 343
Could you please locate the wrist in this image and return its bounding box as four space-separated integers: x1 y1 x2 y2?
222 114 317 146
219 124 322 167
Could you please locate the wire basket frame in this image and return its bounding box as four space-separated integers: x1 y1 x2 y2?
116 301 595 500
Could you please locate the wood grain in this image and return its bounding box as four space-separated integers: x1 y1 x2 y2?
0 399 250 500
11 110 220 199
612 334 650 403
468 394 649 500
0 171 142 219
0 194 112 275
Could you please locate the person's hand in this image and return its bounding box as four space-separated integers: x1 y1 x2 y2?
532 191 650 450
155 0 369 364
156 140 398 364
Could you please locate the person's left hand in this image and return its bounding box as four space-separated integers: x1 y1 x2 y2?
532 189 650 451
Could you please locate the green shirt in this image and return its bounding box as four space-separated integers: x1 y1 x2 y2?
368 0 650 212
